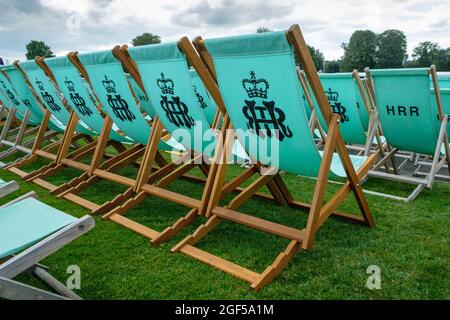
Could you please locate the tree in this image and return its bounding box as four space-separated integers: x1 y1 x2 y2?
341 30 377 71
375 29 407 68
308 45 325 71
324 60 341 73
131 32 161 47
409 42 450 70
25 40 54 60
256 26 272 33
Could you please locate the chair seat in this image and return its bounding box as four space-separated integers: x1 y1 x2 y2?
0 198 77 258
319 151 367 178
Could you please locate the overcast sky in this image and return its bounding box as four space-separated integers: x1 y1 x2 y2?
0 0 449 63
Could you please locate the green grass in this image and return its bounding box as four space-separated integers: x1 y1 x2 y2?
1 156 449 300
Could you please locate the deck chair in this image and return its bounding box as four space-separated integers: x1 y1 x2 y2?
0 69 46 166
0 192 94 300
14 54 145 201
90 43 263 244
365 67 450 202
171 25 376 290
412 87 450 182
5 59 95 180
0 178 19 198
50 49 184 215
303 72 385 156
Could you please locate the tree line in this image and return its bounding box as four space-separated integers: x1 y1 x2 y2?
22 28 450 72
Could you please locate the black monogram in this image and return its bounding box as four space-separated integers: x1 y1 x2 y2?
0 80 20 106
64 77 92 116
193 85 207 109
157 73 195 128
102 75 135 122
35 78 62 112
325 88 349 123
241 71 292 141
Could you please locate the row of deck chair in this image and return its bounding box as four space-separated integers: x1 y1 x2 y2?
0 24 376 291
0 23 448 293
297 67 450 202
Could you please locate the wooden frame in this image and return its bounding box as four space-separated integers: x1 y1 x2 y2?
364 66 450 202
0 70 59 168
172 24 376 290
5 60 94 183
98 41 292 245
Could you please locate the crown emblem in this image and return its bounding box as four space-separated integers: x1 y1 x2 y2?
102 75 116 94
242 71 269 99
35 78 45 91
157 73 174 95
64 77 75 92
325 88 339 102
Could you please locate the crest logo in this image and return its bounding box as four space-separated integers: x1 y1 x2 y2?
0 80 19 106
241 71 292 141
64 77 92 117
35 78 62 112
193 85 207 109
102 75 135 122
325 88 349 123
157 72 195 129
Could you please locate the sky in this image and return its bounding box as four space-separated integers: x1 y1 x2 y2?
0 0 449 63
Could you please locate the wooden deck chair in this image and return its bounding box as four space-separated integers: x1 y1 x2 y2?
0 68 48 166
15 54 145 201
5 59 95 180
172 25 376 290
0 66 64 168
50 49 181 215
412 87 450 182
98 41 276 244
302 72 385 156
364 67 450 202
0 178 19 198
0 192 94 300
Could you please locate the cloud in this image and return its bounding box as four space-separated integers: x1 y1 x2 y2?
0 0 449 63
171 0 292 27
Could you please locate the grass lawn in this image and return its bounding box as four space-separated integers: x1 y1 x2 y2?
0 151 449 300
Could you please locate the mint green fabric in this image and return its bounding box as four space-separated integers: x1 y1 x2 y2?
431 88 450 134
18 60 91 135
77 50 153 145
126 74 156 118
298 82 313 120
0 197 77 258
430 76 450 89
128 42 215 155
371 68 438 155
0 71 41 125
1 65 64 132
204 31 367 178
44 56 130 143
189 70 217 125
316 73 367 144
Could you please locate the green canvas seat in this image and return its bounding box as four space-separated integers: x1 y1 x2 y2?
44 56 131 143
0 197 77 258
202 33 368 179
18 60 93 136
317 73 368 145
1 64 65 133
367 67 450 201
0 67 63 167
77 50 159 147
0 193 94 300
